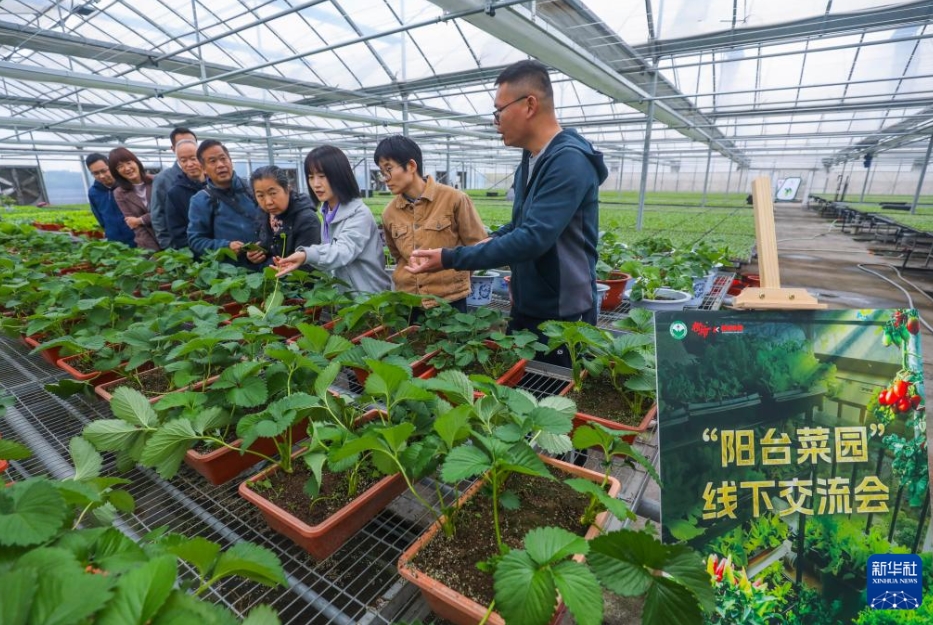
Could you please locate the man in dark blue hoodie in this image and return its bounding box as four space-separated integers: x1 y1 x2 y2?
409 60 608 366
85 153 136 247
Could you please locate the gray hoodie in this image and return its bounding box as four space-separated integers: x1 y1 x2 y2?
297 197 390 294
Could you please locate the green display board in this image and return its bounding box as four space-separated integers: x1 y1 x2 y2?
655 309 930 623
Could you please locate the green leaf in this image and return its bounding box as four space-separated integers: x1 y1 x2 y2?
538 395 577 415
363 360 409 397
664 522 701 545
493 549 558 625
0 438 31 461
107 489 136 514
0 568 36 625
90 528 149 573
502 443 551 478
552 560 603 625
82 419 145 453
527 407 573 435
241 604 282 625
301 452 327 498
440 445 490 483
70 436 103 481
433 369 474 404
54 480 102 507
140 419 199 479
0 479 67 547
433 405 472 450
193 407 229 435
30 564 114 625
153 391 206 412
643 575 705 625
499 490 520 510
211 542 287 589
227 376 268 408
571 425 609 452
378 422 415 454
588 530 712 625
524 526 589 565
313 361 341 397
43 378 95 398
96 554 177 625
535 432 573 456
110 387 159 428
165 536 220 580
564 478 634 522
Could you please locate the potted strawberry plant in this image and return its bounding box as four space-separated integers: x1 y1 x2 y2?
542 321 657 442
390 376 627 625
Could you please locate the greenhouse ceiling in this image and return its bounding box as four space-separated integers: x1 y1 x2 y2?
0 0 932 171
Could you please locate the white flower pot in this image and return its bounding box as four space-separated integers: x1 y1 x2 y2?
467 271 500 306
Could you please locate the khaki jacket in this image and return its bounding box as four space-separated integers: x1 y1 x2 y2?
382 177 486 304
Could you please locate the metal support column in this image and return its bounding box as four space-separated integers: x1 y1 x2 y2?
616 156 624 192
402 97 409 137
725 162 734 200
264 115 274 166
859 165 871 202
701 145 713 207
892 161 903 194
78 155 91 196
911 134 933 214
445 135 451 186
636 61 660 232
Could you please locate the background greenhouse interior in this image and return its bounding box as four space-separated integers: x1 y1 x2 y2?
1 1 933 624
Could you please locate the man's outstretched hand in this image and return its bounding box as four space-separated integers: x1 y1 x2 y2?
407 248 443 274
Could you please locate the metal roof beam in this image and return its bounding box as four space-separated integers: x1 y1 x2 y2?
0 60 498 140
0 19 474 124
634 0 933 58
428 0 749 166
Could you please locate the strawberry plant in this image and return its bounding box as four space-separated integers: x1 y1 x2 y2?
492 526 714 625
0 437 286 624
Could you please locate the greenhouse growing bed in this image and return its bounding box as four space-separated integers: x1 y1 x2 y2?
0 333 660 625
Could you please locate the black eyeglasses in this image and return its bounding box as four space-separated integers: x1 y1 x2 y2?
493 95 530 124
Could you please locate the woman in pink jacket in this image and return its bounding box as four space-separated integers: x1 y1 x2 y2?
108 147 160 251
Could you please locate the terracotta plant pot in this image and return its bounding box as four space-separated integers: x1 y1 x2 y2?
56 352 121 385
185 419 309 486
398 454 621 625
238 447 407 560
596 271 631 311
23 335 62 366
417 340 527 388
385 325 440 378
558 372 656 444
94 367 218 404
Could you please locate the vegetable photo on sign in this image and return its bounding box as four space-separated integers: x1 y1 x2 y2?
655 309 929 625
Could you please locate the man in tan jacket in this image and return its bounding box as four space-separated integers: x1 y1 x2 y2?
375 135 487 311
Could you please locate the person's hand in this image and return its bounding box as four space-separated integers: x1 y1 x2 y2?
407 248 443 274
246 250 267 264
273 250 308 277
478 237 491 244
229 241 244 253
125 216 142 228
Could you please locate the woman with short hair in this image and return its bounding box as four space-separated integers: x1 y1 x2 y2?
273 146 390 294
108 147 160 251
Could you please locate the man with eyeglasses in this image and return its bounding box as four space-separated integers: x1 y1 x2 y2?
375 134 487 312
150 127 198 249
409 59 608 366
84 153 137 247
187 139 265 268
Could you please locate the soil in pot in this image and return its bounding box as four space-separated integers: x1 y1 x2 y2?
252 461 383 528
109 368 174 397
411 468 593 610
567 384 646 427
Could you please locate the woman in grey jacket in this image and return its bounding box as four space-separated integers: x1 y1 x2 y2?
273 145 390 294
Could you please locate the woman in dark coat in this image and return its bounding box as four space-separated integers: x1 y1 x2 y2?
108 147 160 251
246 165 321 267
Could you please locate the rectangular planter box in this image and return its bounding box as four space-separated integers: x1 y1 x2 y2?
95 367 218 404
555 369 657 445
56 352 122 386
417 340 528 388
238 450 407 560
184 419 309 486
397 454 622 625
23 335 62 366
